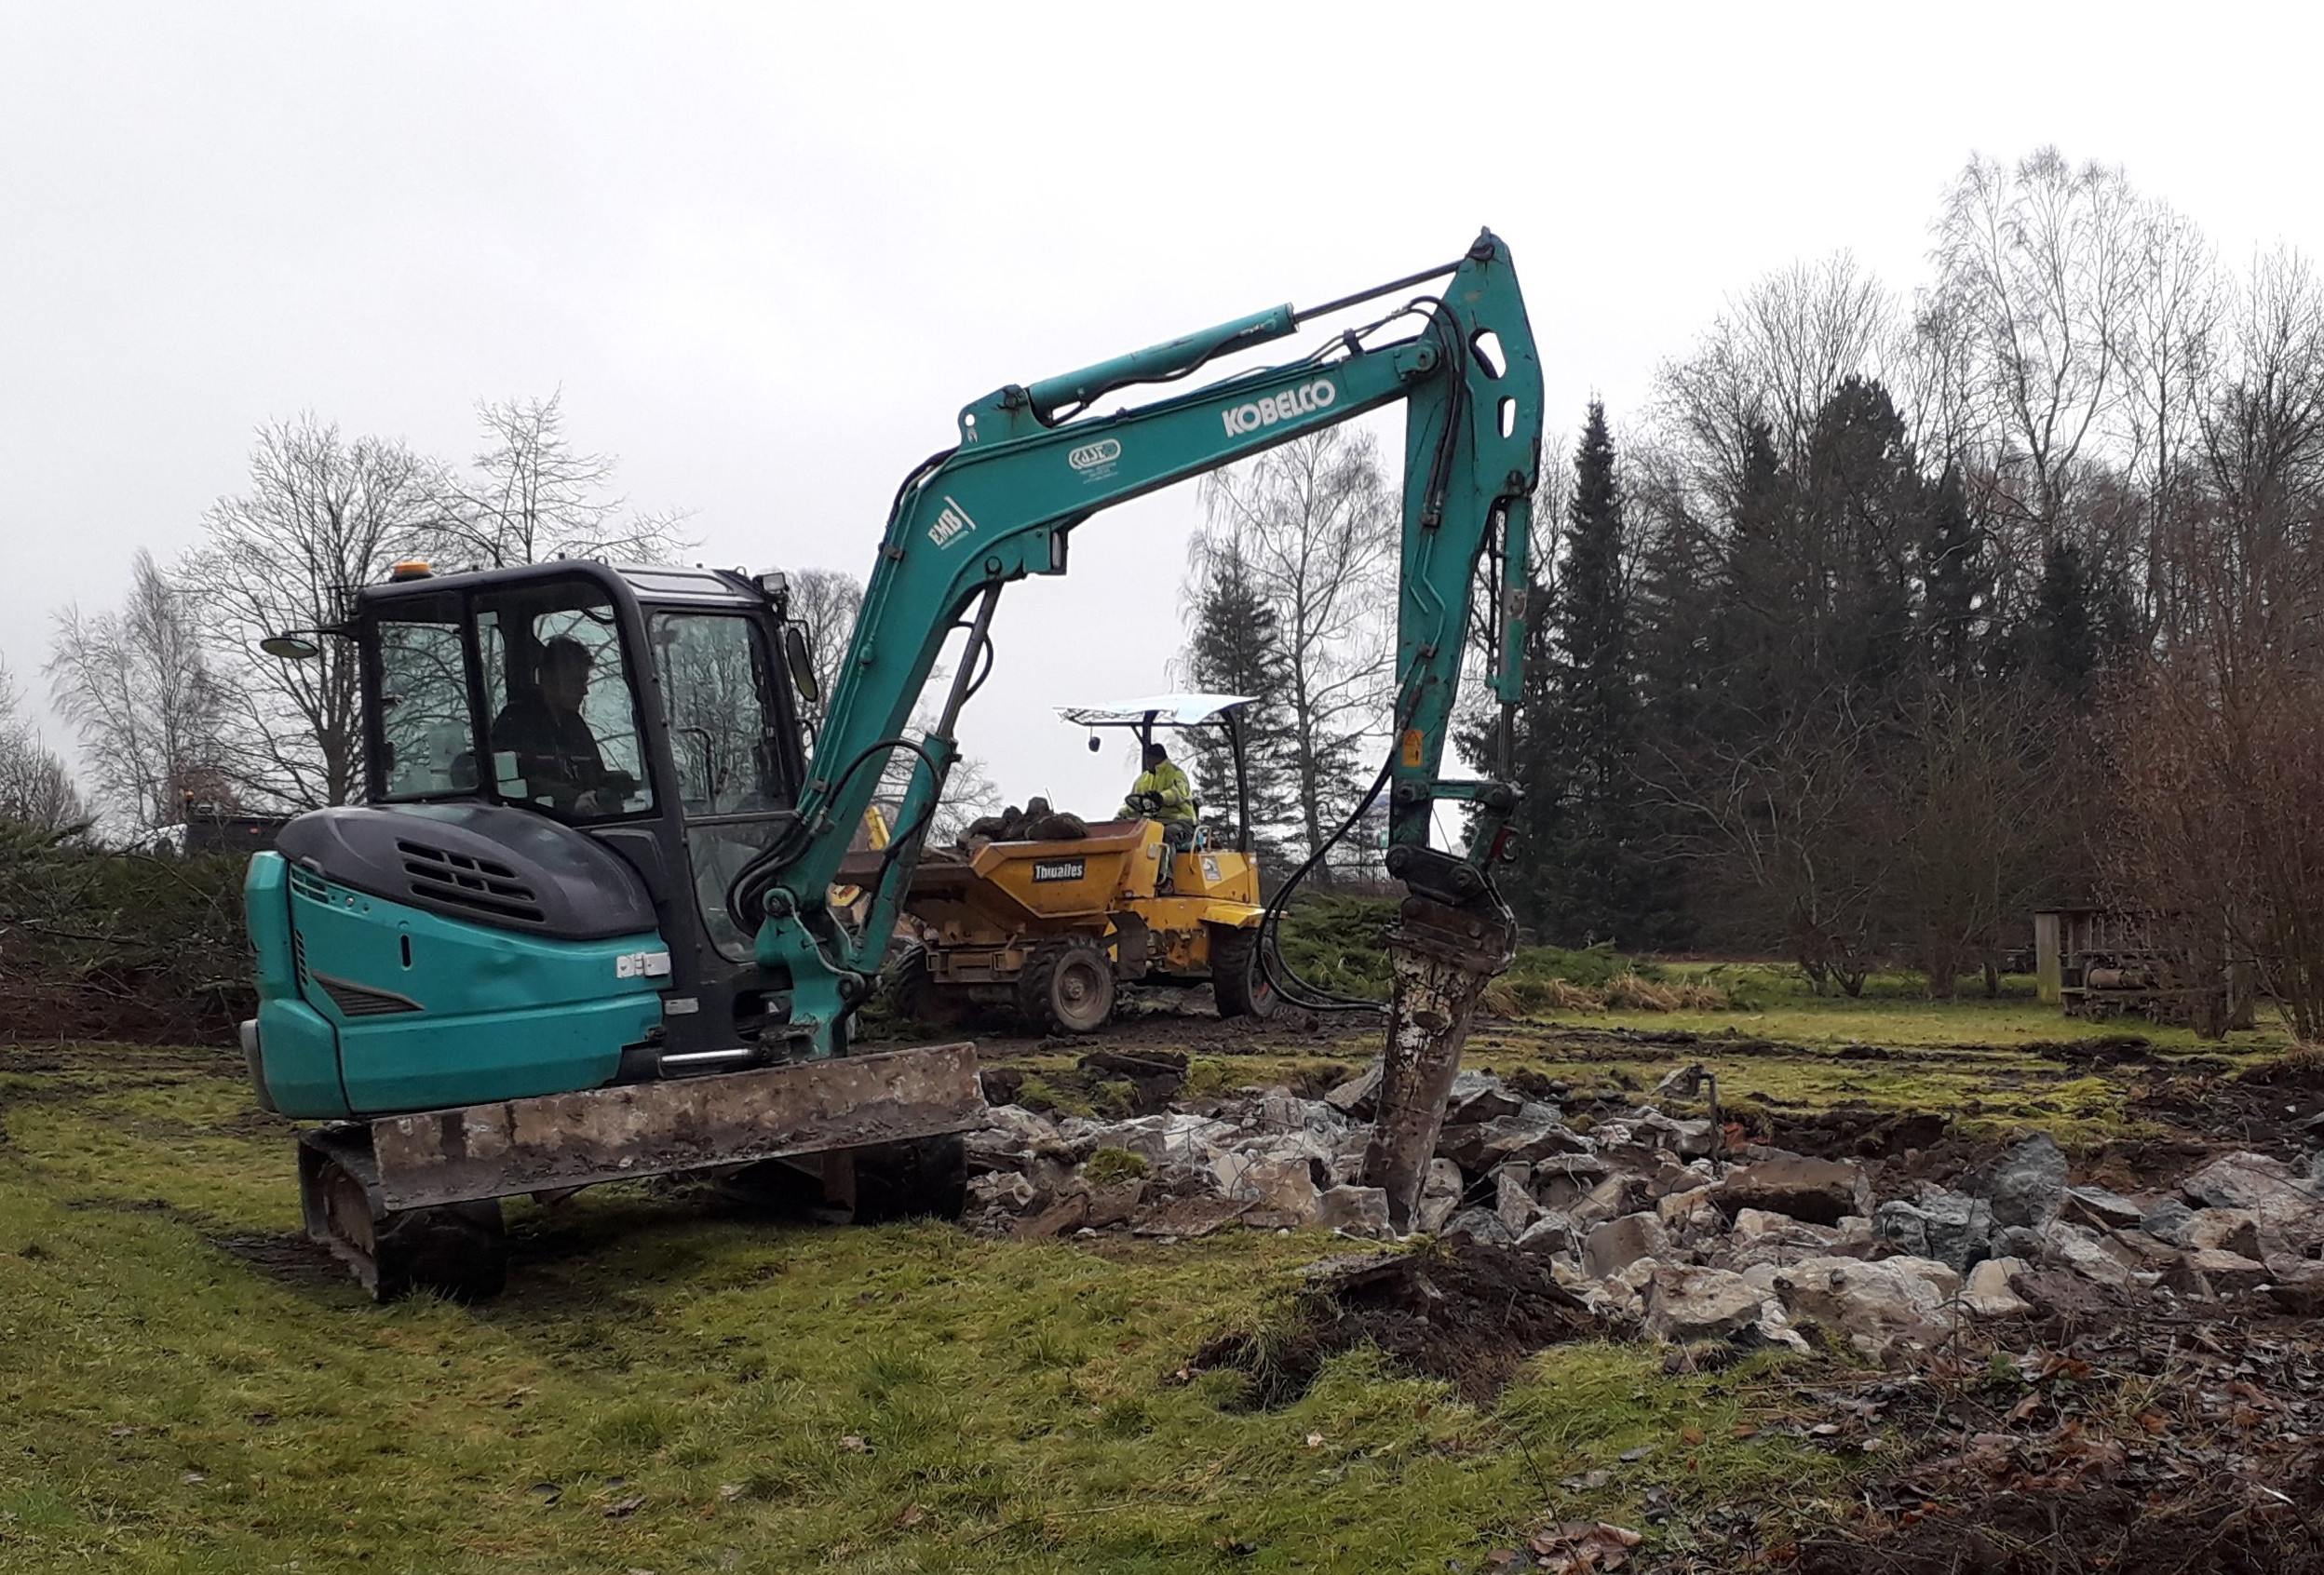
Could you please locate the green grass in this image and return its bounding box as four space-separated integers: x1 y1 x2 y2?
0 1043 1844 1573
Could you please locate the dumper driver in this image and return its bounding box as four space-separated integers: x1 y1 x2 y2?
1120 741 1196 852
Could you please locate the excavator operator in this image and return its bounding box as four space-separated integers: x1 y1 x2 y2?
1120 741 1196 844
494 636 616 817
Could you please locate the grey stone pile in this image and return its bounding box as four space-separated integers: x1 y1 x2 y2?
958 1064 2324 1355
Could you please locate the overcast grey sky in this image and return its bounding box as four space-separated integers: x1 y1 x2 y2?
4 2 2318 817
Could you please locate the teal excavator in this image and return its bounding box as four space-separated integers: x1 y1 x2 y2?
241 232 1545 1298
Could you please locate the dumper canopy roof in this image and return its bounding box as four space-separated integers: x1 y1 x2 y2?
1057 693 1254 730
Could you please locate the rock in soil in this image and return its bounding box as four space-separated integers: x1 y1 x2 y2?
1709 1156 1872 1227
1640 1265 1774 1344
1581 1211 1670 1279
1971 1131 2069 1230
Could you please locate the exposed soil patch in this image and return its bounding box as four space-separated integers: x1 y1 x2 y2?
1191 1239 1604 1407
209 1232 354 1291
1790 1480 2324 1574
1714 1295 2324 1574
1767 1102 1951 1163
2022 1030 2161 1068
2135 1060 2324 1160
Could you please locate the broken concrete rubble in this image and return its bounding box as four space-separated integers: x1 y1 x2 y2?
1415 1158 1463 1234
2179 1151 2324 1246
956 1059 2324 1359
1582 1212 1670 1279
1709 1156 1872 1227
1963 1257 2033 1318
1871 1186 1992 1272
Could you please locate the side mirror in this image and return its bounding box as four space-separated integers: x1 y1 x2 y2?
261 634 321 661
783 625 820 705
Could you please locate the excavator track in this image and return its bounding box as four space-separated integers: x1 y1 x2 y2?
298 1126 508 1302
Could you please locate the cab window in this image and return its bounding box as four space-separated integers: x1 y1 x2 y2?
652 612 782 815
376 594 476 801
474 583 654 822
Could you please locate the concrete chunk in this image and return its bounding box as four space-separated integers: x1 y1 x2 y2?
1963 1257 2033 1318
1414 1158 1463 1234
1709 1156 1873 1227
1312 1185 1391 1238
1582 1211 1671 1279
1642 1265 1771 1343
1974 1133 2068 1230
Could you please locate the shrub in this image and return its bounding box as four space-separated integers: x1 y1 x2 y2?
0 823 251 1045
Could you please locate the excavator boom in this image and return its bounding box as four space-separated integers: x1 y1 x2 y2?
741 230 1544 1225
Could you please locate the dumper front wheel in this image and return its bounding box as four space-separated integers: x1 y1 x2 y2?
886 943 968 1028
1209 923 1277 1019
1019 939 1115 1035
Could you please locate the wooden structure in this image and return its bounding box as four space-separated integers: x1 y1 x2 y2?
2033 906 2255 1029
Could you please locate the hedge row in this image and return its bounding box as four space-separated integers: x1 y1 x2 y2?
0 824 253 1046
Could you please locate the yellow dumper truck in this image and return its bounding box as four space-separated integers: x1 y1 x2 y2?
874 694 1275 1034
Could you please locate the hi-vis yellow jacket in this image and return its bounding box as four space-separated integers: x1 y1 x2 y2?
1120 759 1195 823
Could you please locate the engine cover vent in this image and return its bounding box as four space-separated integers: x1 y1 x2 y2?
396 838 547 925
309 971 423 1018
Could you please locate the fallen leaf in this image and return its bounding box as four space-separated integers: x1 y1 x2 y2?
604 1495 645 1519
1679 1427 1704 1446
108 1425 141 1438
181 1471 206 1485
838 1434 872 1455
1529 1520 1644 1571
897 1502 926 1528
1304 1432 1325 1449
716 1484 744 1501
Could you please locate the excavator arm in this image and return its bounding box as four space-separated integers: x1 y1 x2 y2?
736 232 1544 1227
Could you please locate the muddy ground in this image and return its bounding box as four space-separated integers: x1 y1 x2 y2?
954 1005 2324 1572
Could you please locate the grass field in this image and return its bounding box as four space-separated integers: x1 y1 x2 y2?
0 974 2292 1571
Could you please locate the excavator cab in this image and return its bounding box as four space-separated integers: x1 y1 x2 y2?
246 559 819 1120
241 559 985 1298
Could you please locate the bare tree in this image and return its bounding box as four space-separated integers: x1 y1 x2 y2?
1893 683 2064 997
1929 148 2142 545
1652 698 1893 994
2119 200 2225 624
1193 427 1397 871
422 392 693 567
2201 247 2324 526
47 550 228 836
1651 253 1898 516
179 416 443 809
786 568 865 734
0 657 85 831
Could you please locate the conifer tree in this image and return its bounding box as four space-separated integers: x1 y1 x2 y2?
1515 404 1685 947
1179 543 1298 855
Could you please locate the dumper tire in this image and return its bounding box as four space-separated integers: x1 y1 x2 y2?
1209 922 1277 1020
1019 938 1115 1035
886 943 966 1027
